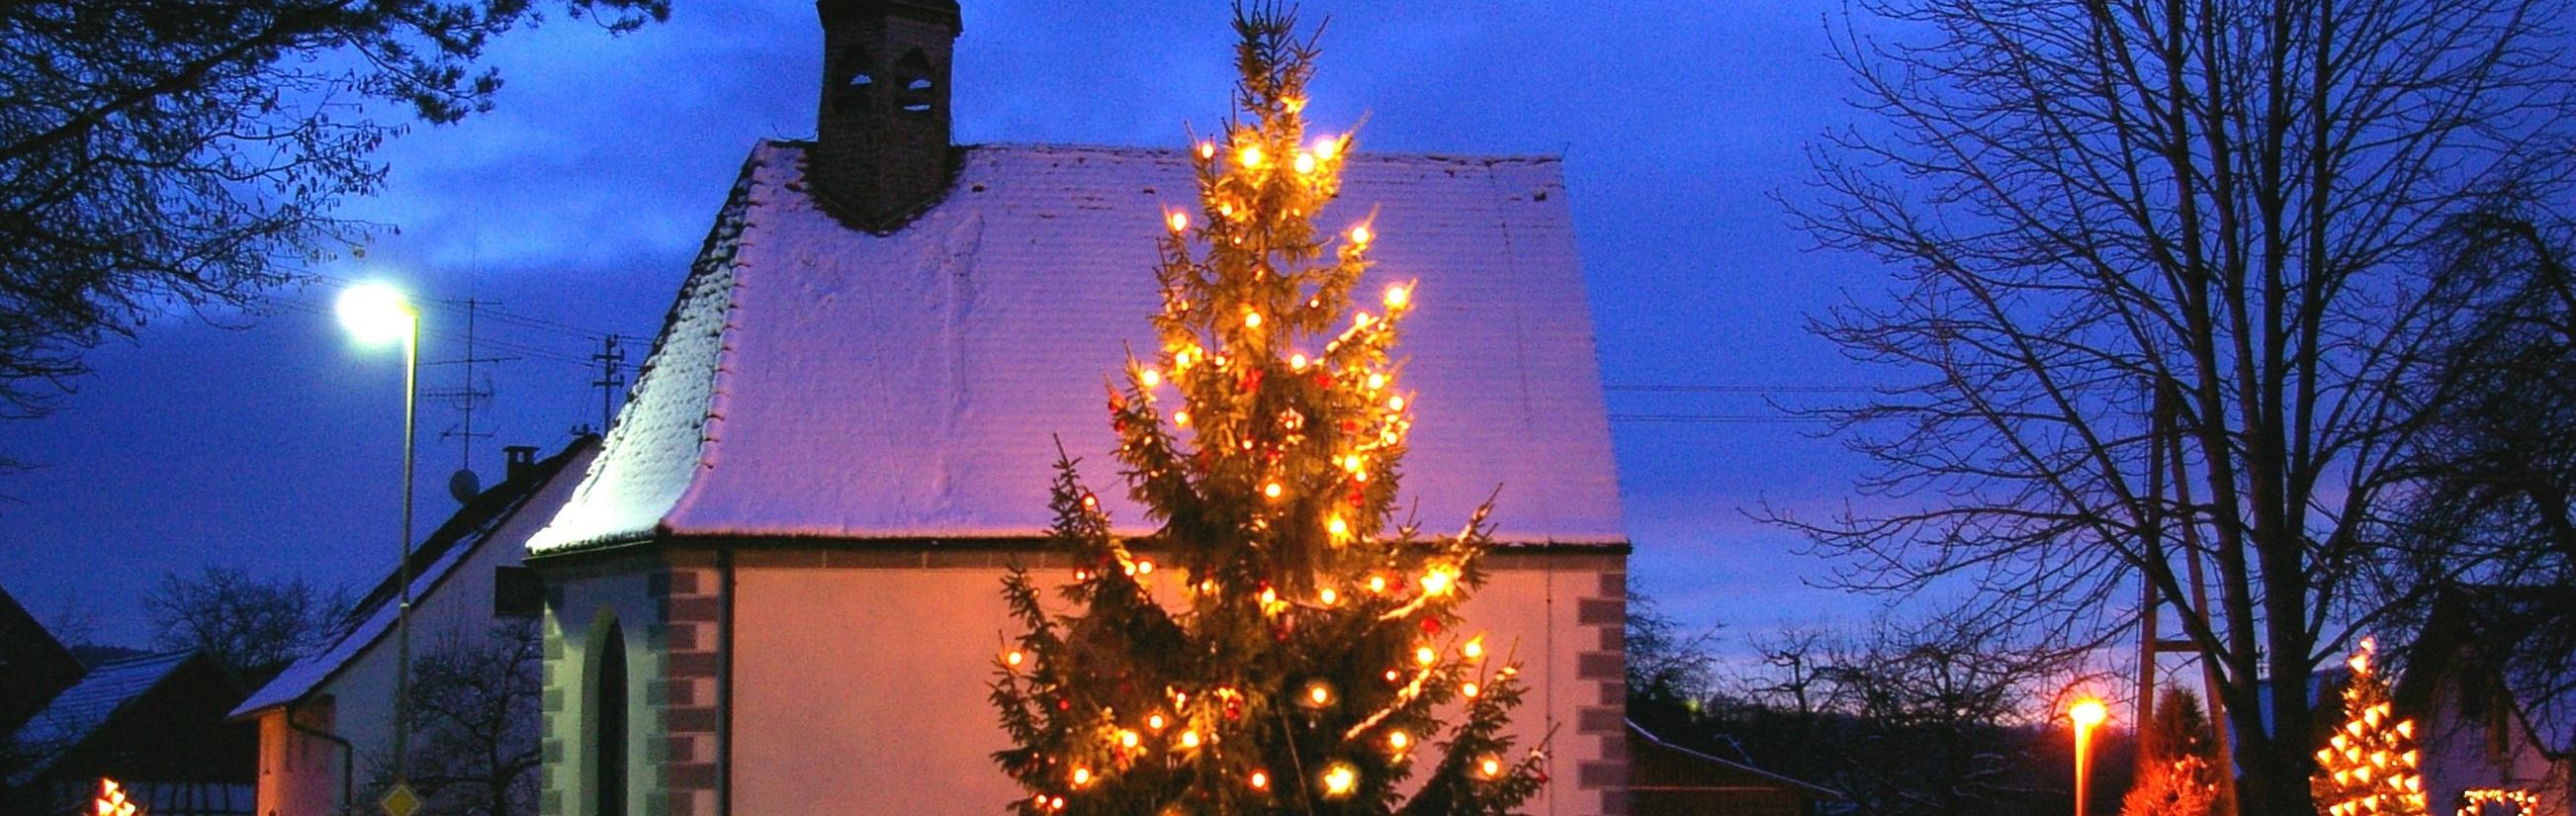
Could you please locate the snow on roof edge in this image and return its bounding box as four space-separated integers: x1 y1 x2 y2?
526 153 761 554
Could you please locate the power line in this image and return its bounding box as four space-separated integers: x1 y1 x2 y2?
258 294 601 368
297 271 622 341
1607 413 1828 424
1603 384 1878 394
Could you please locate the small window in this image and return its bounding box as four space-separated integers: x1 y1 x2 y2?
895 49 935 115
833 47 878 110
493 567 542 618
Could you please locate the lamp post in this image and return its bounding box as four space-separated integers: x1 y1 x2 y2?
2070 697 2108 816
337 282 420 786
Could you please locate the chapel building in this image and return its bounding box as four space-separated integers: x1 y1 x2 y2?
525 2 1634 814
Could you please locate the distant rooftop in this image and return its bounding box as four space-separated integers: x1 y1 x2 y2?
6 651 194 785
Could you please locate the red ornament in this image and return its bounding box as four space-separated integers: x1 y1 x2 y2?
1057 698 1073 711
1421 617 1441 635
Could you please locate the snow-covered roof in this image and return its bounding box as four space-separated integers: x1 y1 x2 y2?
6 651 194 784
230 440 596 718
530 141 1627 553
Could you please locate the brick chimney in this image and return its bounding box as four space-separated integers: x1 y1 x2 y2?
503 445 539 483
812 0 963 229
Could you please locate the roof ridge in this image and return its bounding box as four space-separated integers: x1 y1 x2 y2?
83 649 191 671
754 137 1566 164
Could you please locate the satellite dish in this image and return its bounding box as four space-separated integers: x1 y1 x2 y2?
448 469 483 502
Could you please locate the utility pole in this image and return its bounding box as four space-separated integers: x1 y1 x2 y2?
589 334 627 432
2139 378 2237 797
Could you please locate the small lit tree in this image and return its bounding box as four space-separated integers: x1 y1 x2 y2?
988 6 1545 815
2123 688 2222 816
2312 639 2426 816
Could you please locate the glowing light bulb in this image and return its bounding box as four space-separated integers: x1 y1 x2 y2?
1384 285 1410 309
1245 312 1264 329
1007 650 1025 667
1264 482 1283 499
1328 515 1349 538
1309 684 1332 705
1135 560 1155 575
1239 144 1265 168
1314 135 1342 160
1072 768 1092 786
1120 730 1141 749
1148 713 1166 730
1168 211 1190 233
1370 576 1387 593
1350 225 1373 245
1249 771 1270 790
1140 368 1161 388
1415 646 1437 666
1420 569 1454 596
1261 587 1279 605
1368 373 1385 391
1464 639 1484 659
1479 758 1502 777
1322 764 1357 796
1289 353 1307 370
1294 152 1316 174
1199 141 1217 159
1389 396 1406 411
1174 409 1191 426
1181 730 1202 749
1320 588 1339 605
336 282 416 346
1462 681 1480 698
1389 731 1410 750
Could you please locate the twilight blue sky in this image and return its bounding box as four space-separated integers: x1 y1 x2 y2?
0 1 1902 650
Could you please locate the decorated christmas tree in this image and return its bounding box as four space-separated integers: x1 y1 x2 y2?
2312 638 2426 816
988 6 1546 815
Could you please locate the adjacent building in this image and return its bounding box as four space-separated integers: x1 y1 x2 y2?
233 440 596 816
2400 590 2574 816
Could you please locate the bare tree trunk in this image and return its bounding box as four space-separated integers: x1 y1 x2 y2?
1776 2 2575 814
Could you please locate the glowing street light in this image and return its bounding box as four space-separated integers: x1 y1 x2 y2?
2070 697 2109 816
338 281 422 790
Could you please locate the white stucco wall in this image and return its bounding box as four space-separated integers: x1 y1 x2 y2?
727 551 1624 816
2421 682 2571 816
253 538 536 816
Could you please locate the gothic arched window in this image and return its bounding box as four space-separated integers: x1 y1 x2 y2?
895 48 936 115
592 619 629 816
834 48 878 111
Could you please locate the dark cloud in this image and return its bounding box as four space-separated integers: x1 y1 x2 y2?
0 0 1888 647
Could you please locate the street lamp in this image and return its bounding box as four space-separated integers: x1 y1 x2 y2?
2070 697 2109 816
337 282 420 787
